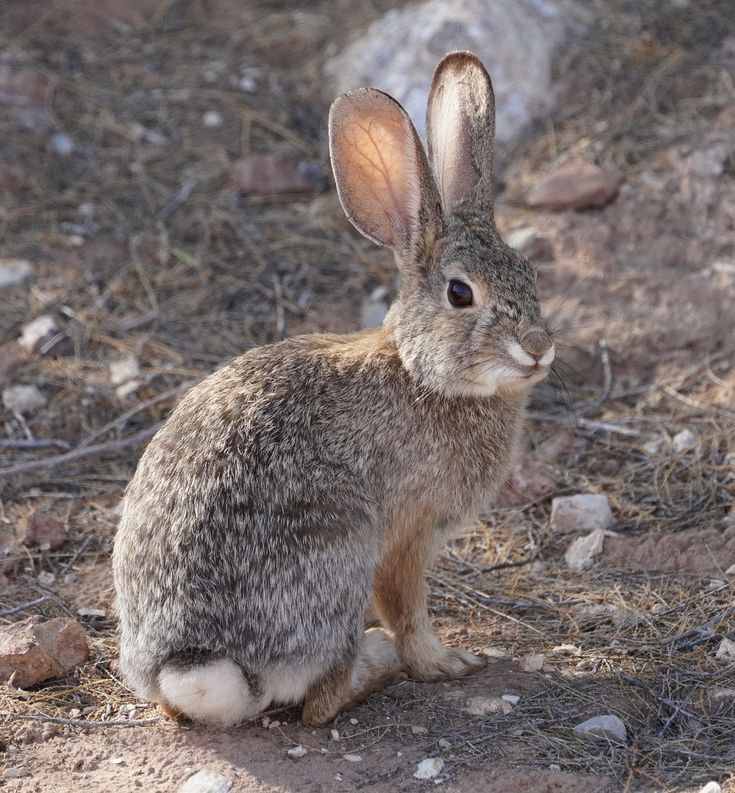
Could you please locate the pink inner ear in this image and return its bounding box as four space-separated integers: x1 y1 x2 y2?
339 107 419 243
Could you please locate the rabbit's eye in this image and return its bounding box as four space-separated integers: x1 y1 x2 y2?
447 280 473 308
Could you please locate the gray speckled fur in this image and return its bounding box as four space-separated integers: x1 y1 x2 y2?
113 51 551 712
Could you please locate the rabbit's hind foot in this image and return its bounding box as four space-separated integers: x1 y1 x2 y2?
301 627 403 726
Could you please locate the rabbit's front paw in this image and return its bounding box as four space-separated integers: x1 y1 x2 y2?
403 636 486 681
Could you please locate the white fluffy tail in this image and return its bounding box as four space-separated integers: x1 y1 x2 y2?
158 658 259 726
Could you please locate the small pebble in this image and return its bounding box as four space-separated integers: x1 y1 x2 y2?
411 724 429 734
202 111 223 129
672 428 697 453
342 754 362 763
726 564 735 576
69 708 81 718
520 654 545 672
414 758 444 780
330 728 340 742
715 638 735 661
2 384 46 414
109 757 124 765
63 573 78 585
0 258 34 289
437 739 450 749
49 132 74 156
38 571 55 586
287 745 308 759
549 764 561 771
349 718 358 725
267 720 281 730
502 694 520 706
698 783 722 793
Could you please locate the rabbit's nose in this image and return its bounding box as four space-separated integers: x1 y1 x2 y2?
520 330 554 365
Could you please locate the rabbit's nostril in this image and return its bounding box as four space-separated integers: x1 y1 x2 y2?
521 330 553 360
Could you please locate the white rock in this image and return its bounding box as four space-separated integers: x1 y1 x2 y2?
725 564 735 576
2 385 46 414
698 783 722 793
287 745 308 759
69 708 81 718
202 111 223 128
462 695 512 716
550 494 614 534
330 728 340 741
342 754 362 763
349 718 358 725
77 607 106 618
715 638 735 661
711 688 735 702
437 739 450 750
4 768 31 779
549 764 561 771
573 714 627 744
411 724 429 734
109 757 124 765
520 654 545 672
18 315 58 354
49 132 74 156
38 571 55 586
179 769 233 793
565 528 605 572
712 261 735 276
110 356 140 386
501 694 520 705
672 428 698 453
326 0 588 143
359 296 388 329
0 259 34 288
414 758 444 780
507 227 553 260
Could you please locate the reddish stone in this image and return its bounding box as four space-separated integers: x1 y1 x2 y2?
527 162 622 211
17 511 66 551
0 617 89 688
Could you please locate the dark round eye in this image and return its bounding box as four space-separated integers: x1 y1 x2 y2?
447 279 473 308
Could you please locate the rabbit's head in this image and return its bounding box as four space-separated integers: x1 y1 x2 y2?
330 51 554 398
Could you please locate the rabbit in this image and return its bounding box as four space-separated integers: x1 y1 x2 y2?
112 50 555 728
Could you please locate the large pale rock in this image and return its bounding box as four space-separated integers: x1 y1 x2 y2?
527 162 622 210
0 617 89 688
326 0 588 143
550 494 613 534
573 714 627 744
179 769 233 793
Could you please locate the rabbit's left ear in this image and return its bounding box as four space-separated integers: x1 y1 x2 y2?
426 51 496 218
329 87 442 256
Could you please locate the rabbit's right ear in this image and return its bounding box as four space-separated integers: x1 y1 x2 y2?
426 52 496 218
329 88 441 255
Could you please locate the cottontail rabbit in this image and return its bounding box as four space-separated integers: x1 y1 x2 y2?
113 51 555 727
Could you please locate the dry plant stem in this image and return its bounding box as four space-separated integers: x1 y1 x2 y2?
0 424 162 479
0 596 52 618
13 714 160 728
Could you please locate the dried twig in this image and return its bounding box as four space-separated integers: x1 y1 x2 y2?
12 714 160 728
0 597 52 618
0 424 162 479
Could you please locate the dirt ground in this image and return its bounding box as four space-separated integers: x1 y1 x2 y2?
1 1 734 791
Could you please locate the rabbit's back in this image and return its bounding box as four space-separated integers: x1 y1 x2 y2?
113 334 385 698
